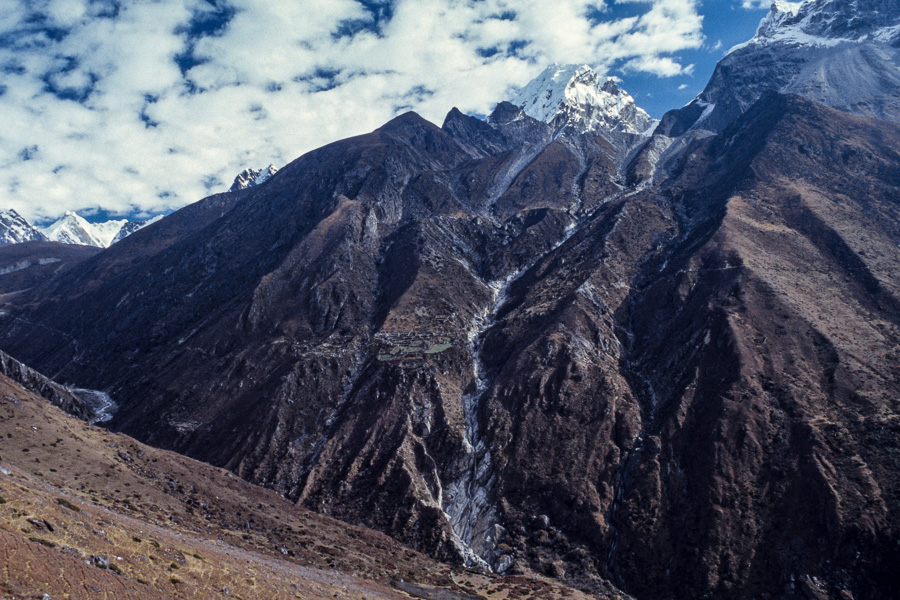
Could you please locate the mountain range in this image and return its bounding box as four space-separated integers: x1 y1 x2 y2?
1 165 278 248
0 2 898 599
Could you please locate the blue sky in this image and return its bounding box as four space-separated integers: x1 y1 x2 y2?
617 1 770 117
0 0 773 224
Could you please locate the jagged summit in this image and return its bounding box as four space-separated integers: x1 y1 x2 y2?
40 211 155 248
732 0 900 53
229 164 278 192
41 211 109 247
511 64 656 136
657 0 900 136
0 209 47 245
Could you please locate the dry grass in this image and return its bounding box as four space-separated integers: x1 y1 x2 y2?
0 374 614 600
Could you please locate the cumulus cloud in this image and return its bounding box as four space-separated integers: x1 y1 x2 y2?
0 0 705 223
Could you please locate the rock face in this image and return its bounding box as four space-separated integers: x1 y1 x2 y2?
0 90 898 600
230 165 279 192
0 209 47 245
0 349 93 421
658 0 900 136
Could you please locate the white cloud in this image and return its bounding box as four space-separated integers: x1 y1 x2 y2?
0 0 705 223
740 1 773 8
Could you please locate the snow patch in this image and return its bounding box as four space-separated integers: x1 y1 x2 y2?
512 64 656 136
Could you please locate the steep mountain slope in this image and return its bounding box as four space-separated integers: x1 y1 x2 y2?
658 0 900 136
0 240 100 291
0 84 898 600
0 208 48 245
605 92 900 600
0 374 608 600
0 103 628 584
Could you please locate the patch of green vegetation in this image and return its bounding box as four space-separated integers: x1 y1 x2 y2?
169 562 180 570
55 497 79 512
0 496 6 504
192 553 204 560
136 578 149 585
150 540 161 548
425 343 453 354
377 354 394 362
109 563 123 575
132 536 142 543
170 577 181 585
28 537 55 548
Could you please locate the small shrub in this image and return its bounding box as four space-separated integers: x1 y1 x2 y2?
132 536 142 543
55 498 79 512
170 577 181 585
169 562 179 570
29 537 55 548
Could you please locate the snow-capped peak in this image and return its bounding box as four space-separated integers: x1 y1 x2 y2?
230 164 278 192
730 0 900 54
511 64 656 136
39 211 156 248
41 211 106 247
0 209 48 245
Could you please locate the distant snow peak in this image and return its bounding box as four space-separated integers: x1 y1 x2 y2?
0 209 47 245
230 164 278 192
42 211 105 247
40 211 156 248
511 64 656 136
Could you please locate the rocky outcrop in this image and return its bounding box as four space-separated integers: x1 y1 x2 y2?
0 350 92 421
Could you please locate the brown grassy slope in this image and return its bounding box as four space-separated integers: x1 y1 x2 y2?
0 374 625 600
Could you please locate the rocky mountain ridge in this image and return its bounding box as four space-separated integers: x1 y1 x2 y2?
1 89 898 599
0 8 898 600
658 0 900 136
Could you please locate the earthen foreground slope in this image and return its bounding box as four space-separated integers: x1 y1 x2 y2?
0 373 617 600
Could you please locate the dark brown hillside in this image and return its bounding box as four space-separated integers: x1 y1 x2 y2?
0 241 100 295
605 93 900 599
0 103 627 580
0 93 898 600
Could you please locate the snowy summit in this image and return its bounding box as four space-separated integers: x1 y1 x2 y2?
731 0 900 53
40 211 158 248
511 64 656 136
0 209 48 245
230 164 279 192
